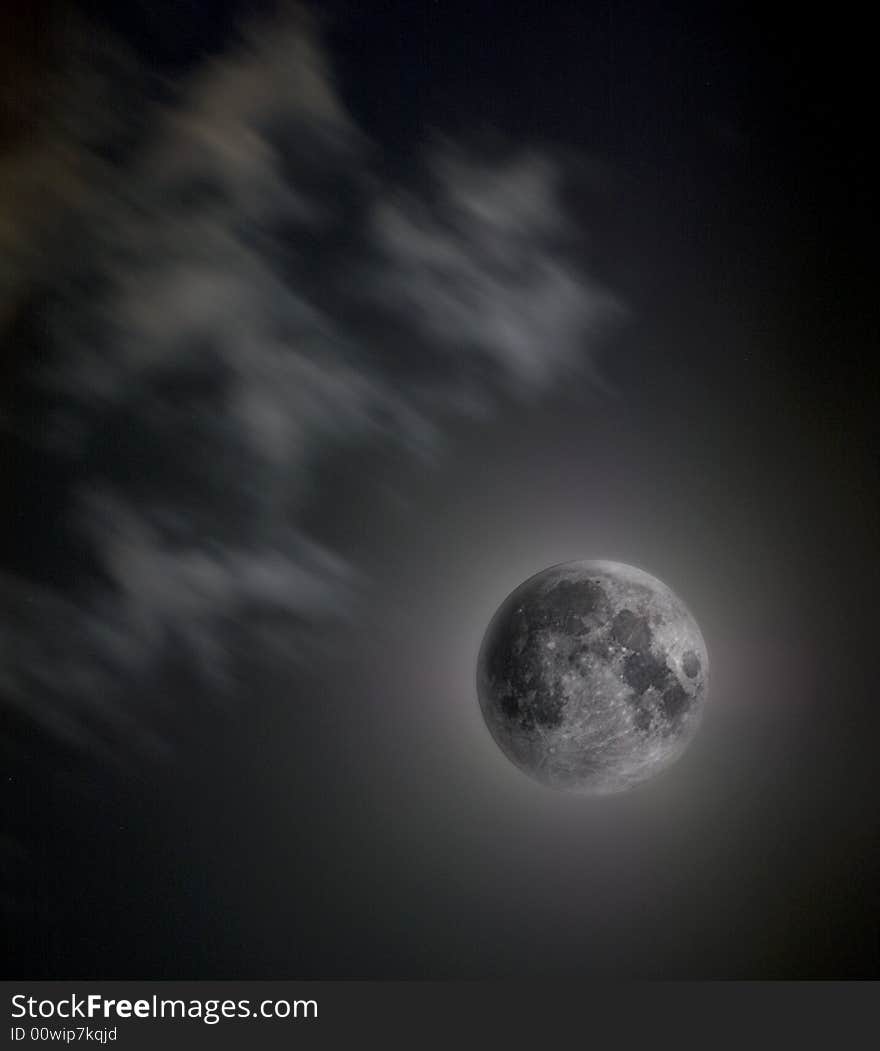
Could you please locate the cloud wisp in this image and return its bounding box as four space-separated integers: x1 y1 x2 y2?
0 6 618 765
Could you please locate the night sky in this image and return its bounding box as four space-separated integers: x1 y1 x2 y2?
3 2 878 978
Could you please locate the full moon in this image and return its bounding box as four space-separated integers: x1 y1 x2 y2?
477 561 708 794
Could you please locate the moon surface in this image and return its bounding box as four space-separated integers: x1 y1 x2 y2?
477 560 708 794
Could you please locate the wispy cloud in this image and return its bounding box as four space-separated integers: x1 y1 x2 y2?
0 5 619 762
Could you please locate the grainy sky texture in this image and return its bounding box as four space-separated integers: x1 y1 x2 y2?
3 1 877 978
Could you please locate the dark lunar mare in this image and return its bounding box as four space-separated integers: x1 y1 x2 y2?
485 577 610 733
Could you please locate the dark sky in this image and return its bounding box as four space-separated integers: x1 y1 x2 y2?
3 2 878 978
